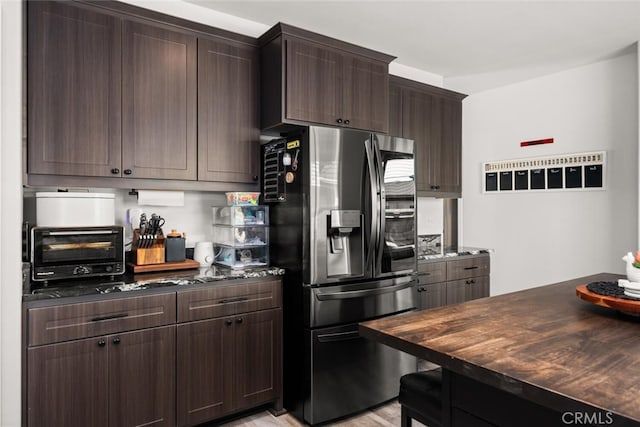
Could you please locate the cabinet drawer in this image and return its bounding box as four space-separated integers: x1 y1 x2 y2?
447 255 490 281
177 278 282 322
28 292 176 346
417 261 446 284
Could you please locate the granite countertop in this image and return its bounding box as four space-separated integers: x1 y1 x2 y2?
417 246 492 262
24 264 285 302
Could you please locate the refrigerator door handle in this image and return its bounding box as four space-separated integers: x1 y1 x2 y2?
373 136 385 275
364 139 379 274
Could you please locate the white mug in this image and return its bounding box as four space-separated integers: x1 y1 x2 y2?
194 241 214 267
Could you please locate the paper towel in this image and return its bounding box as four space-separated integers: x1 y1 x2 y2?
137 190 185 207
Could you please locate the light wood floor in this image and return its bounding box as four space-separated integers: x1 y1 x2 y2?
218 399 428 427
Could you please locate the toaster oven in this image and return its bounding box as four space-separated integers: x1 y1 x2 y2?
31 226 125 282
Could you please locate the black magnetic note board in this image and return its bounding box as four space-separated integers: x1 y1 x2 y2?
547 168 563 189
500 171 513 191
585 165 603 187
565 166 582 188
515 170 528 190
531 169 545 189
485 172 498 191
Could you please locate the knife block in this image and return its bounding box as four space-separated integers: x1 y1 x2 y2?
132 229 166 265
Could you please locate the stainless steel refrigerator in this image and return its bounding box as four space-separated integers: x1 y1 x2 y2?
263 126 417 425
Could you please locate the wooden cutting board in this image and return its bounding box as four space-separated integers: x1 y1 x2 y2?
127 259 200 273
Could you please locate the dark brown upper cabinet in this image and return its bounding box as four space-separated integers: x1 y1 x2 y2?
28 1 197 180
389 76 467 198
198 38 260 183
122 21 197 180
27 1 260 191
259 23 395 133
27 1 122 177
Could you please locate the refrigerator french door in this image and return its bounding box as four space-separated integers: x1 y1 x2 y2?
263 125 417 425
301 126 416 283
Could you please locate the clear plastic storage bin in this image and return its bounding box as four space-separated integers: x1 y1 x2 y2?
212 225 269 247
212 205 269 226
214 245 269 268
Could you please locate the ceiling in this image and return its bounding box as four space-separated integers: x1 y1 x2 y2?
184 0 640 93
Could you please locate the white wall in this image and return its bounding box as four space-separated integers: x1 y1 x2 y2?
461 52 639 296
1 1 23 425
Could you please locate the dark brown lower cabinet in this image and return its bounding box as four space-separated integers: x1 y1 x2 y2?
25 279 283 427
177 309 282 427
416 255 490 310
416 282 447 310
27 325 176 427
28 336 109 427
109 327 176 427
234 309 283 410
446 276 490 305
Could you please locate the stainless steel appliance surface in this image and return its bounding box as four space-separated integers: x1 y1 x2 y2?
263 126 417 425
31 226 125 282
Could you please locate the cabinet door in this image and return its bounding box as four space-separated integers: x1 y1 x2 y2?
285 38 342 126
198 38 259 183
343 55 388 133
28 337 109 427
402 89 439 193
234 309 282 410
388 81 402 137
122 20 197 180
177 318 234 426
417 282 447 310
438 96 463 194
108 326 176 427
27 1 122 177
446 279 468 305
446 277 489 305
402 88 463 197
467 276 490 300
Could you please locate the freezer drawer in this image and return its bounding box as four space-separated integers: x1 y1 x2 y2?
304 322 417 425
305 275 416 328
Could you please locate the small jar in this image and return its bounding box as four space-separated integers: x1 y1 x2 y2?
165 229 186 262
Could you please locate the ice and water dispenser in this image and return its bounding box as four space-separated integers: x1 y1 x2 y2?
326 210 363 278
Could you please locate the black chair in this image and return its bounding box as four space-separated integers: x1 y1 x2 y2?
398 367 443 427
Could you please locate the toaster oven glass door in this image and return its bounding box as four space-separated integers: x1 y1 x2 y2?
34 228 123 265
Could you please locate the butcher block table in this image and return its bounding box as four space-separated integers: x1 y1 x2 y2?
360 273 640 427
